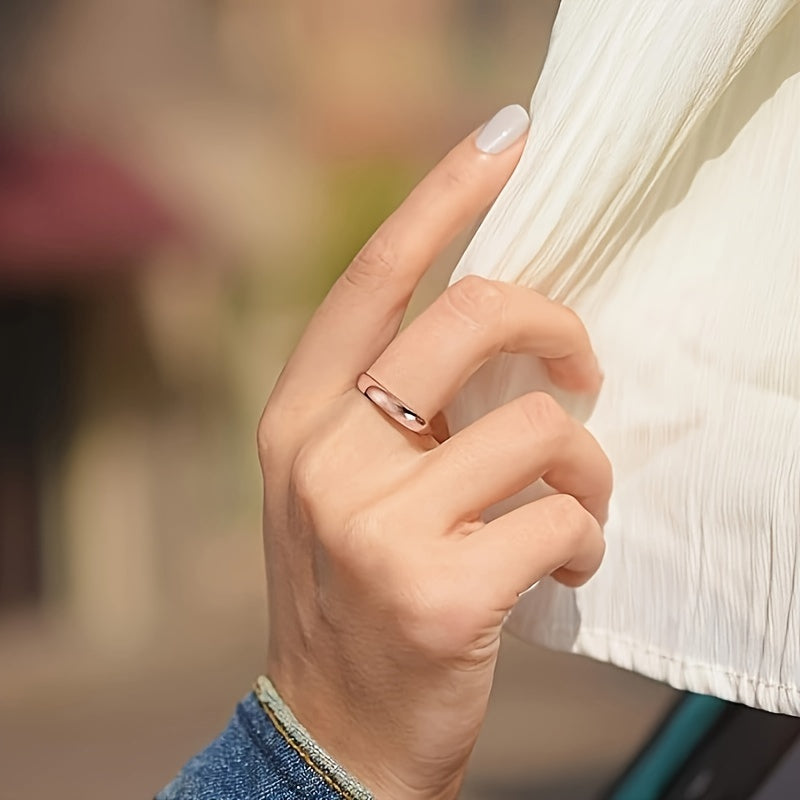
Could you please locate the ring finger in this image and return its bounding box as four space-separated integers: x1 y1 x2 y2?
363 276 601 432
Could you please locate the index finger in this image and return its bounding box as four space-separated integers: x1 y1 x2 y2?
276 104 531 401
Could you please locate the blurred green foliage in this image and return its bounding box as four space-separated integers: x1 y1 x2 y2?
305 157 420 304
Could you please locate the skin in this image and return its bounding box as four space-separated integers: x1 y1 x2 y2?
258 119 612 799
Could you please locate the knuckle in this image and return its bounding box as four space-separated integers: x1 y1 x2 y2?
598 449 614 495
546 493 587 536
257 404 283 465
339 506 381 552
398 597 462 660
560 303 587 337
257 389 305 468
319 509 373 571
559 305 593 356
343 234 398 292
289 439 328 506
517 391 571 444
441 157 478 193
322 494 408 566
444 276 505 328
539 494 593 554
547 496 606 586
394 568 477 660
551 491 584 516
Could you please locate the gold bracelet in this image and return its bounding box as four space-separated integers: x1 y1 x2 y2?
254 675 375 800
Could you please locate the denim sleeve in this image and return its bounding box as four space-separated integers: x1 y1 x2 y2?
156 683 372 800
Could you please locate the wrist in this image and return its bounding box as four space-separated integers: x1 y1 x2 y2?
255 674 376 799
266 659 470 800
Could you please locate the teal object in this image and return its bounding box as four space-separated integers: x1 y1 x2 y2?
609 693 728 800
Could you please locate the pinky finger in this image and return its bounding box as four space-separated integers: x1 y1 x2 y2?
462 493 606 608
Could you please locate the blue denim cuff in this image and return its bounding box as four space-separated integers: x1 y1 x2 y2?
156 678 373 800
254 675 374 800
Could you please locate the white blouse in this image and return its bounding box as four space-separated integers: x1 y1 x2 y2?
449 0 800 716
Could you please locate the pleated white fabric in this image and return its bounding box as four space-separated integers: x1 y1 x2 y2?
449 0 800 715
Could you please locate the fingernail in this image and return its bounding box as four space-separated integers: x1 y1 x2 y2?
475 104 530 154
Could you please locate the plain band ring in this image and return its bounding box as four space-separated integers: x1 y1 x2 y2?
356 373 431 435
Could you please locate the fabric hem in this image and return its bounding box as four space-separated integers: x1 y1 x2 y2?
254 675 374 800
510 624 800 717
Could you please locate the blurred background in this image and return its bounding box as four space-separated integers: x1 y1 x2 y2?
0 2 675 797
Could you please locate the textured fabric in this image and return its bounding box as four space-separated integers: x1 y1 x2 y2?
156 692 351 800
449 0 800 715
254 676 374 800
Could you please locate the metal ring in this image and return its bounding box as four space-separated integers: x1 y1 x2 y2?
356 373 431 435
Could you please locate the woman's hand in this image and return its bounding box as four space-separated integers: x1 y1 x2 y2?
258 105 611 799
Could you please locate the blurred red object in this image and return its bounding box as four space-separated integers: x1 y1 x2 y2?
0 131 177 284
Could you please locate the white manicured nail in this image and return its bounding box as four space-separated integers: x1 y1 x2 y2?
475 104 530 154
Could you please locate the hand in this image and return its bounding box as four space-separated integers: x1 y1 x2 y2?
258 105 611 799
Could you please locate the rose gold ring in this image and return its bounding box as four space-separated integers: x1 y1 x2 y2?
356 373 431 435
